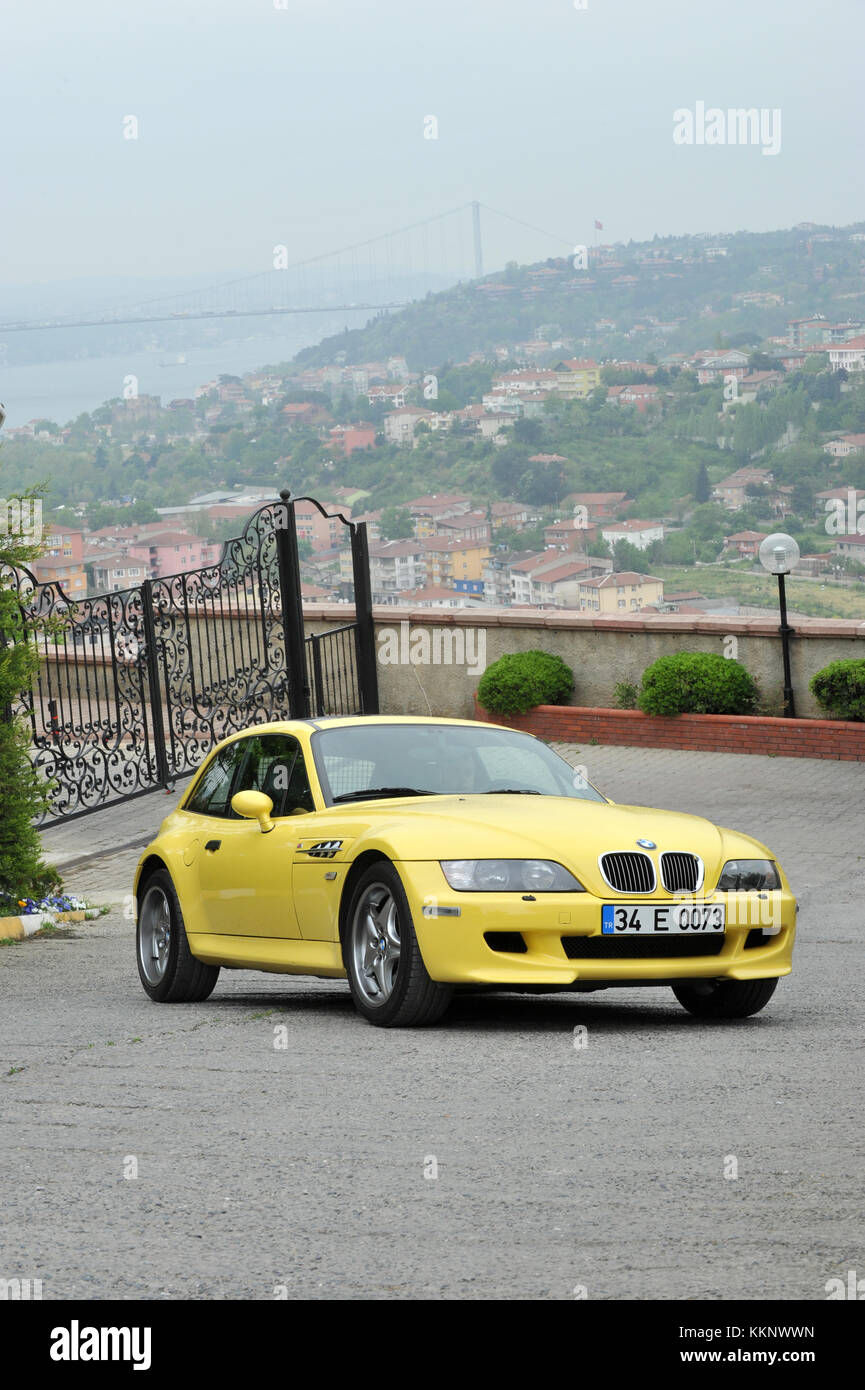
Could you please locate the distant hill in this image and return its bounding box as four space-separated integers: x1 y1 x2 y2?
293 221 865 371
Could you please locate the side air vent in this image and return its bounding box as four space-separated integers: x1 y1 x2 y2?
484 931 527 954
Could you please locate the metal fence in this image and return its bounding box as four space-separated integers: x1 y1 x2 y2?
2 491 378 825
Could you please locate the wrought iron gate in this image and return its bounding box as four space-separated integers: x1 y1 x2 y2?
2 490 378 825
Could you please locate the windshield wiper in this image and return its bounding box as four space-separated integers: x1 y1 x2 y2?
483 788 541 794
332 786 438 803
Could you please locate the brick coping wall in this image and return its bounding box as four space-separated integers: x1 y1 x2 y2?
473 698 865 762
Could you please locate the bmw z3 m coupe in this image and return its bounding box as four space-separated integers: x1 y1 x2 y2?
134 716 796 1027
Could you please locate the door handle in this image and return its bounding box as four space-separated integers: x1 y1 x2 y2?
205 840 221 853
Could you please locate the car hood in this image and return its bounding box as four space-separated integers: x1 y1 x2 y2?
337 794 769 893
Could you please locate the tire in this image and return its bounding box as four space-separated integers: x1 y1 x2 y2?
672 977 778 1020
136 868 220 1003
343 863 453 1027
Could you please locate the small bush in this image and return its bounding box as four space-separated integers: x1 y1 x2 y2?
637 652 759 717
810 659 865 721
614 681 639 710
477 649 574 716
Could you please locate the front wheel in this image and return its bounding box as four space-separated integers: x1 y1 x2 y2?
344 863 452 1027
672 977 778 1019
137 869 220 1003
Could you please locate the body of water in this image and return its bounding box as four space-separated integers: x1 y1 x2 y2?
0 318 350 427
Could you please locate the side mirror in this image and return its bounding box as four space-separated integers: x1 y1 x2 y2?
231 790 275 834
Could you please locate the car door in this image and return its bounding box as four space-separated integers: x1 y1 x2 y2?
194 732 315 939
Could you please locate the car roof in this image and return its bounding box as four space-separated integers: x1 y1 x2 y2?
261 714 510 734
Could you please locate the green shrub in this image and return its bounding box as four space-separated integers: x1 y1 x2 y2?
637 652 759 717
614 681 639 710
477 649 574 716
810 659 865 721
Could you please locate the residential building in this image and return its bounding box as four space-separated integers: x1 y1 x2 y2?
490 501 533 532
294 499 354 553
383 407 436 446
32 526 87 599
328 424 377 456
482 549 536 606
563 492 628 522
433 511 491 543
822 434 865 459
833 535 865 561
394 586 473 609
280 402 325 428
127 530 219 579
692 350 749 384
828 337 865 372
421 537 491 592
344 539 427 602
601 519 665 551
544 518 600 552
786 316 827 349
367 385 408 408
552 359 602 398
577 571 664 614
86 551 146 594
406 494 472 537
722 530 767 559
713 468 774 510
605 383 661 411
490 369 559 395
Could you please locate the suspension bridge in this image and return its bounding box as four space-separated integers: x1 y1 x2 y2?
0 202 577 335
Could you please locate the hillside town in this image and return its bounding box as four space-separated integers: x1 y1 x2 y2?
20 297 865 621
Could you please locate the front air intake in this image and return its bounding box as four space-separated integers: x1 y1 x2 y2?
599 852 656 894
660 852 702 893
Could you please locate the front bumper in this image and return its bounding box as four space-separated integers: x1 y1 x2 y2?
397 862 796 986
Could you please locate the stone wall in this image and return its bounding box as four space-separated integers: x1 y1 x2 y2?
305 603 865 722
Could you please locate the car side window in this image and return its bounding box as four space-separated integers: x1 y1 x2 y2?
233 733 315 816
184 741 247 818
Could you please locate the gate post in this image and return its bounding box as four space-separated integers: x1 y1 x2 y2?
351 521 380 715
141 579 171 789
276 490 310 719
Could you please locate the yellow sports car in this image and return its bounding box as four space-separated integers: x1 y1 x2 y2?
134 715 796 1027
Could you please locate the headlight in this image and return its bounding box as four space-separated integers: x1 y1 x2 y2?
716 859 781 892
440 859 585 892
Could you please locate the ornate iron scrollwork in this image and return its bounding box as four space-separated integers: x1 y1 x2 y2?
3 494 375 826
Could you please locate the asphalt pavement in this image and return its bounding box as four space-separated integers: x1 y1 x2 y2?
1 745 862 1300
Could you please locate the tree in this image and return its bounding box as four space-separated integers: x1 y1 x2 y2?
379 506 414 540
0 484 57 900
791 479 816 519
694 461 711 504
513 418 543 446
612 538 648 573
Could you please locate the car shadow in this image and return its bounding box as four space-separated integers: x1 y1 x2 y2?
196 984 781 1034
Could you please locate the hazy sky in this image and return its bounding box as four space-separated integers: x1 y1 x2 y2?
3 0 864 290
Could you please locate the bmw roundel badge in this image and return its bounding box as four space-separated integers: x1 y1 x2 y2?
636 839 656 849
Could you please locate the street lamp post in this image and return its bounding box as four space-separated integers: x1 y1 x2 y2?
758 533 800 719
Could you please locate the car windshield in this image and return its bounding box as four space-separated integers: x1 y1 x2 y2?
312 723 606 806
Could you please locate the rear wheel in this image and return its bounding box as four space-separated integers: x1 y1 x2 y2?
344 863 452 1027
672 977 778 1019
137 869 220 1003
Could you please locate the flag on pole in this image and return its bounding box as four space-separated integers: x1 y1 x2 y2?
594 220 603 231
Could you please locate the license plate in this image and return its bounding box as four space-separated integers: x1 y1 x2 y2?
601 903 726 935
